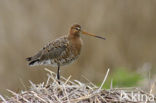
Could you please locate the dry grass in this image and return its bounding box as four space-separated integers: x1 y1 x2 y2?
0 68 155 103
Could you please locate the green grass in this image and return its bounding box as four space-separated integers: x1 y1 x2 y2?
99 67 143 89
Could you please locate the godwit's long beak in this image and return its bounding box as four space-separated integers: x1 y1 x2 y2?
81 30 106 40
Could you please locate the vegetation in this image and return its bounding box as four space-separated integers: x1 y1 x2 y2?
102 67 143 89
0 69 155 103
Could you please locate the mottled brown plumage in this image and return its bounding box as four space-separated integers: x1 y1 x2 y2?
26 24 82 67
26 24 105 83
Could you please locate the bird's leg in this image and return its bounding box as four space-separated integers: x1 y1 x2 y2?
57 64 60 84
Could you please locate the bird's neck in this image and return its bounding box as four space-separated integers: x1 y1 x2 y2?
68 33 81 43
69 31 80 39
68 34 82 55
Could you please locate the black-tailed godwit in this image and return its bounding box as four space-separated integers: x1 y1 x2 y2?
26 24 105 84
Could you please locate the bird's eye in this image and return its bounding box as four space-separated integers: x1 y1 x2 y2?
75 27 80 30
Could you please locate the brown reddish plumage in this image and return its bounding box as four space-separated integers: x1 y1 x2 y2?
26 24 82 67
26 24 105 83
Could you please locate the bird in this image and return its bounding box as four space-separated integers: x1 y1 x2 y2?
26 24 105 84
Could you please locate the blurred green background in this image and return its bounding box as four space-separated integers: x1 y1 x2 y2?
0 0 156 95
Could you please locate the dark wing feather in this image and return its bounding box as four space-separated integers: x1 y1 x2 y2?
26 36 68 66
39 42 67 61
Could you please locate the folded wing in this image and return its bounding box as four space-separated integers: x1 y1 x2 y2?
26 37 68 66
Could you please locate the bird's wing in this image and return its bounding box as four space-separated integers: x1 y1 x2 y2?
40 38 68 61
26 36 69 65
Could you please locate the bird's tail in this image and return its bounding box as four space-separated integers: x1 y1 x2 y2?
26 57 32 61
26 57 39 66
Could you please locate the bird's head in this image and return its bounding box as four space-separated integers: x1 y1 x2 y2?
70 24 81 37
70 24 106 40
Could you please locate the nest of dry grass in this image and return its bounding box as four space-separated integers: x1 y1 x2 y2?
0 68 155 103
